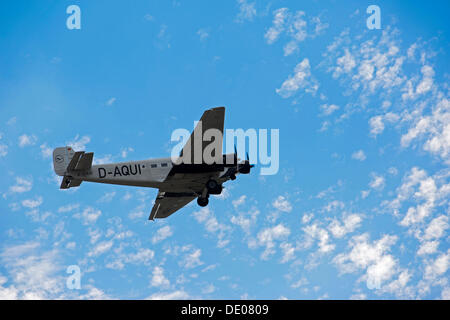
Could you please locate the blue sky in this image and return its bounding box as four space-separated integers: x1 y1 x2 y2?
0 0 449 299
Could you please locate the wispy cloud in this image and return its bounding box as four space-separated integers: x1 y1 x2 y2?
105 97 116 107
235 0 256 23
10 177 33 193
18 134 37 147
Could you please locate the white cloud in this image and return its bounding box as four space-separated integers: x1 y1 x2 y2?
0 144 7 157
88 240 113 257
192 207 231 248
97 191 116 203
272 195 292 212
417 241 439 256
126 248 154 265
333 233 398 289
264 8 288 44
67 135 90 151
202 284 215 295
235 0 256 23
197 28 209 41
181 248 203 269
424 250 449 280
280 242 295 263
152 225 173 244
147 290 189 300
58 203 80 213
415 65 434 95
265 9 328 55
323 200 345 213
332 49 356 78
0 134 7 157
328 214 362 238
144 13 154 21
423 215 448 240
7 117 17 126
311 16 329 36
18 134 37 147
302 223 335 253
350 293 367 300
399 175 442 227
74 207 102 225
256 224 291 260
290 277 308 289
322 26 449 168
106 248 155 270
231 207 259 234
369 173 385 191
369 112 400 137
378 269 413 299
93 154 113 165
105 97 116 106
302 213 314 224
10 177 33 193
401 97 450 164
22 196 43 209
276 58 319 98
122 192 132 201
381 167 450 233
441 287 450 300
121 147 134 158
0 242 65 299
40 144 52 159
319 121 330 132
369 115 384 136
352 150 366 161
320 104 339 116
232 195 246 208
151 266 170 288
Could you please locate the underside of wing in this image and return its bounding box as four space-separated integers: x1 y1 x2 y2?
179 106 225 164
149 190 196 220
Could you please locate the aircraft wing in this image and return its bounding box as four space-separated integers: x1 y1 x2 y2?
179 106 225 164
149 190 196 220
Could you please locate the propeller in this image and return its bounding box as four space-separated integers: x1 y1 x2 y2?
234 145 238 169
238 151 254 174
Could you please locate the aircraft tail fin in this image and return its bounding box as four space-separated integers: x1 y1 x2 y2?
53 146 94 180
53 146 76 176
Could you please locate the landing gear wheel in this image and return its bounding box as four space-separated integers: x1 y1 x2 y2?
197 197 209 207
206 179 218 191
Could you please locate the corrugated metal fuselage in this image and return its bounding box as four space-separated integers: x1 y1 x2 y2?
69 157 226 193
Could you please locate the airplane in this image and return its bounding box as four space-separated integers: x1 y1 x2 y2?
52 107 254 220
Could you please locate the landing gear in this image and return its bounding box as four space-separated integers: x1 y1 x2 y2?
197 196 209 207
196 179 222 207
206 179 222 194
206 179 218 191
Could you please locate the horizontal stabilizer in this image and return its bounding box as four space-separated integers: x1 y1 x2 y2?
66 151 84 172
74 152 94 171
60 176 83 189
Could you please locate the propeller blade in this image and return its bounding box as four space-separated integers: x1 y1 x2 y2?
234 144 238 169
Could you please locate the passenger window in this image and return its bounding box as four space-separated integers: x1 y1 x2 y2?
151 164 157 168
161 163 168 167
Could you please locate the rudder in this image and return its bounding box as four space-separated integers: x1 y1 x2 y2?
53 146 75 176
